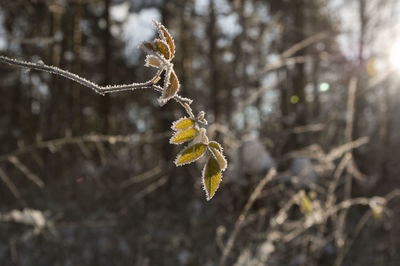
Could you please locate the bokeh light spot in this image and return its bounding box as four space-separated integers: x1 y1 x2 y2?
319 82 330 92
290 95 299 104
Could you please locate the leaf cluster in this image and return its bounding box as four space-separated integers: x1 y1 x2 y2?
141 21 228 200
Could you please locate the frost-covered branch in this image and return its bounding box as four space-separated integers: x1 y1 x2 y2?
0 55 152 95
0 19 228 200
0 55 193 109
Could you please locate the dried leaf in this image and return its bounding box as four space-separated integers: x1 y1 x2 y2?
202 157 222 200
164 70 180 98
153 19 175 59
143 42 156 52
154 39 171 60
160 25 175 58
171 117 194 131
159 69 180 104
145 55 162 68
163 67 172 93
170 127 199 144
208 147 227 171
369 197 385 220
175 143 206 166
371 208 382 220
196 111 207 125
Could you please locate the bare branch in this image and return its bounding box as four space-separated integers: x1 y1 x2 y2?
281 32 329 58
325 136 369 162
9 156 44 188
120 165 163 189
0 55 193 110
0 55 152 95
134 176 168 201
0 168 21 200
291 123 325 134
0 133 170 163
219 168 277 266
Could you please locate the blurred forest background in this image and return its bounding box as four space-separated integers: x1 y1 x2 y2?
1 0 400 265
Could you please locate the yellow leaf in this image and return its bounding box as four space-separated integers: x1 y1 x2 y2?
175 143 206 166
208 141 222 152
208 147 227 171
170 128 199 145
202 157 222 200
300 195 312 214
145 55 162 68
154 39 171 60
171 117 194 131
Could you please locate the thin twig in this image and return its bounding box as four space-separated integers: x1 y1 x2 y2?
335 77 358 260
0 132 170 163
281 194 396 244
281 32 329 58
325 136 369 162
3 33 60 46
326 153 352 208
134 176 168 201
255 32 330 79
8 156 44 188
334 211 372 266
285 136 368 163
219 168 277 266
0 168 21 200
291 123 325 134
120 165 163 189
345 77 357 143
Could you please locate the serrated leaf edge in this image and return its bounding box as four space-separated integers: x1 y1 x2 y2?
145 55 163 68
171 117 195 131
166 69 180 96
158 66 173 105
154 38 172 60
153 19 175 59
208 146 227 171
201 157 223 201
208 141 223 153
159 68 180 105
169 128 199 145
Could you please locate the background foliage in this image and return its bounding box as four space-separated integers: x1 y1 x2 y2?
1 0 400 265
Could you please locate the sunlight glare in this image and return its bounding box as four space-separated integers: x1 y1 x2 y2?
389 41 400 70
